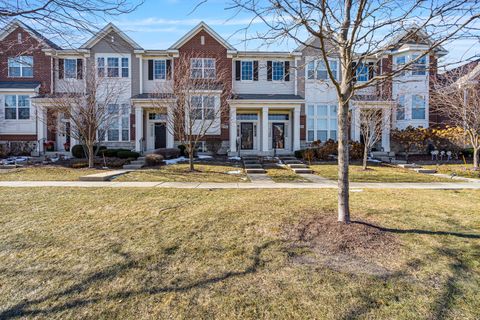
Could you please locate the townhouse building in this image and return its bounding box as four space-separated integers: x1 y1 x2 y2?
0 20 447 157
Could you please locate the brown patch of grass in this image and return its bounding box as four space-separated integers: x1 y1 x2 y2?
0 166 101 181
266 167 310 182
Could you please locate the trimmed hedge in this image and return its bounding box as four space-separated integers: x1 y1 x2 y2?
99 148 131 158
145 153 164 166
117 150 140 159
71 145 107 159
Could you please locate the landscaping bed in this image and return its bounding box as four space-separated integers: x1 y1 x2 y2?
0 188 479 318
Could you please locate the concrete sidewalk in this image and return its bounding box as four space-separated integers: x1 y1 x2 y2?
1 180 480 190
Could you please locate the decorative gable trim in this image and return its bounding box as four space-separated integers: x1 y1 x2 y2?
169 21 236 51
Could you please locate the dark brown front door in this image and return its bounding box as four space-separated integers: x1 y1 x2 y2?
240 123 254 150
154 123 167 149
272 123 285 149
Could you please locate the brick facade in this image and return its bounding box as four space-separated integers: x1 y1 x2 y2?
0 26 52 95
175 30 232 142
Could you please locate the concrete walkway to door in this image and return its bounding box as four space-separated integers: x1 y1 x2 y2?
1 180 480 190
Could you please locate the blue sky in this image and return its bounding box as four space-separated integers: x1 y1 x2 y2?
105 0 478 68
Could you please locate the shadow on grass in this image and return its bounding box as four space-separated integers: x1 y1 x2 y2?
352 221 480 239
0 241 277 319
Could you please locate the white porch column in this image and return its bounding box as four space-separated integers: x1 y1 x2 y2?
167 106 174 148
262 106 269 152
135 107 143 152
36 107 46 153
381 108 391 152
229 106 237 153
293 106 301 151
351 106 361 142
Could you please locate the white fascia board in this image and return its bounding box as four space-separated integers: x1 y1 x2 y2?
228 99 304 106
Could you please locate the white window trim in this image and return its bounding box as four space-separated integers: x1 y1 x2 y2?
8 56 33 78
271 61 285 82
190 58 216 79
306 104 337 142
4 94 31 120
191 95 217 121
240 60 254 82
63 58 77 79
96 54 130 79
411 94 426 120
102 103 130 142
153 59 167 81
306 58 338 81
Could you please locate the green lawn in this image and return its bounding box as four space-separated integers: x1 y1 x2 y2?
116 163 247 182
310 164 453 182
424 164 480 179
1 188 479 319
0 166 101 181
266 167 310 182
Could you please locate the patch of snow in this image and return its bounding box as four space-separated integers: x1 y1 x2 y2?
164 156 188 165
197 155 213 160
228 156 241 161
226 170 242 175
1 156 29 165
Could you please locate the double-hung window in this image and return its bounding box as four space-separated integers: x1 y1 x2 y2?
190 96 215 120
306 104 337 142
154 60 166 80
395 55 406 76
356 63 369 82
103 104 130 141
241 61 253 81
4 95 30 120
412 95 425 119
97 57 129 78
412 54 427 76
272 61 284 81
396 95 406 120
307 59 337 80
64 59 77 79
8 56 33 77
191 58 216 79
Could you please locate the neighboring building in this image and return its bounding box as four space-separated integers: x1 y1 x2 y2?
0 21 448 156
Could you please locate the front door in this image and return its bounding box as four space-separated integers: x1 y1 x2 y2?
240 122 254 150
154 123 167 149
272 123 285 149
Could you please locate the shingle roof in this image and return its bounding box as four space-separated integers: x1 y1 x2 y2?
231 94 304 100
0 81 41 89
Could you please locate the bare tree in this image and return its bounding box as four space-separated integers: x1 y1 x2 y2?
432 68 480 169
36 67 129 168
229 0 480 223
0 0 143 47
358 106 391 170
151 53 231 171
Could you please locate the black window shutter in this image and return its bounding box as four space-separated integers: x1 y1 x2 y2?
166 59 172 80
253 61 258 81
58 59 64 79
368 62 375 80
235 60 241 81
267 61 272 81
352 62 357 83
76 59 83 79
148 60 154 80
284 61 290 81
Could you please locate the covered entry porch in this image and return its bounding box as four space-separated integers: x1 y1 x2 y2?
228 94 304 156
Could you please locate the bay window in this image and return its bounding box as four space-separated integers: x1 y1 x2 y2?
191 96 215 120
306 104 337 142
412 54 427 76
102 104 130 142
8 56 33 77
396 95 406 120
395 55 406 76
4 95 30 120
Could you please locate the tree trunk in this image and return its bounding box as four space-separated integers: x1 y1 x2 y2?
474 147 479 170
362 143 368 170
337 99 350 223
188 144 195 171
87 143 94 168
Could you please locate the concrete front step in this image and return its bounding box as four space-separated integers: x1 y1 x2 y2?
123 164 144 170
391 159 407 165
280 157 298 161
414 168 437 174
242 156 259 161
130 160 145 165
292 168 313 174
243 160 260 165
244 163 263 169
283 160 303 164
398 163 421 169
245 168 266 174
287 163 308 169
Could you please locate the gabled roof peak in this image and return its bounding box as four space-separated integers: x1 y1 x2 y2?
169 21 236 51
80 22 143 50
0 19 61 49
